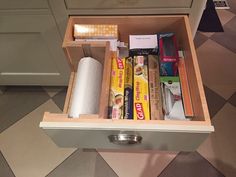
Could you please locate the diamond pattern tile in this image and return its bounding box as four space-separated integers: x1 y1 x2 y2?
216 10 235 26
98 150 177 177
211 16 236 53
228 92 236 106
194 32 209 48
158 152 225 177
196 39 236 99
51 87 67 111
0 86 50 133
199 31 215 38
43 86 65 97
94 151 119 177
198 103 236 177
0 100 75 177
204 85 227 118
0 151 15 177
46 149 118 177
227 0 236 14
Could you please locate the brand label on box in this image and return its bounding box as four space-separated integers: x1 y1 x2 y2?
133 56 150 120
124 57 133 119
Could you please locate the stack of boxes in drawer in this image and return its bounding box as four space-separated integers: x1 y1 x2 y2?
73 24 194 121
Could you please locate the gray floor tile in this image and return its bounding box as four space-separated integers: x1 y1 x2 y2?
51 87 67 111
43 86 65 97
158 152 225 177
196 39 236 99
0 86 50 133
98 150 177 177
93 151 119 177
0 100 75 177
194 32 209 48
46 149 118 177
0 151 15 177
211 17 236 53
204 86 227 118
0 86 6 94
198 103 236 177
216 10 236 26
227 0 236 14
228 92 236 106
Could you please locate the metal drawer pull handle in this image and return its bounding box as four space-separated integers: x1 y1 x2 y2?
108 134 142 145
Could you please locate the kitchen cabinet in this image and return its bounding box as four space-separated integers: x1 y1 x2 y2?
0 1 70 85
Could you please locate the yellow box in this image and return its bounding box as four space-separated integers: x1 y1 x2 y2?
74 24 118 39
108 55 125 119
133 56 150 120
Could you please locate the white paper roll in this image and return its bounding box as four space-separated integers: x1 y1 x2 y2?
69 57 103 118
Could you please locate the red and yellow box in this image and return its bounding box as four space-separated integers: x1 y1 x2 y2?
133 56 150 120
108 55 125 119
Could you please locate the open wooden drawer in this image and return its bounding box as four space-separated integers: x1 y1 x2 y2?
40 15 214 151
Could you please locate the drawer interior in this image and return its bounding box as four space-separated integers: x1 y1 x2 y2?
42 15 211 127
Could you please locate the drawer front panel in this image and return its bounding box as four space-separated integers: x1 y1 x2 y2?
0 0 49 9
42 127 209 151
65 0 193 9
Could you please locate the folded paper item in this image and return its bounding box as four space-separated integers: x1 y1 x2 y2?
69 57 103 118
129 35 158 56
161 77 186 120
74 24 118 39
129 35 158 50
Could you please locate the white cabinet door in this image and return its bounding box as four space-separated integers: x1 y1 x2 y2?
65 0 193 9
0 14 70 85
0 0 49 9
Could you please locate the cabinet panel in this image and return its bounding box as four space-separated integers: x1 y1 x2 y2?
0 0 49 9
0 33 58 73
0 15 70 85
65 0 193 9
41 124 210 151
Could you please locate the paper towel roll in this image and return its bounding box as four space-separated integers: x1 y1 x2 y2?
69 57 103 118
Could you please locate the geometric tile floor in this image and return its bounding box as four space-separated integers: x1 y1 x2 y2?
46 149 118 177
0 6 236 177
158 152 225 177
0 151 15 177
